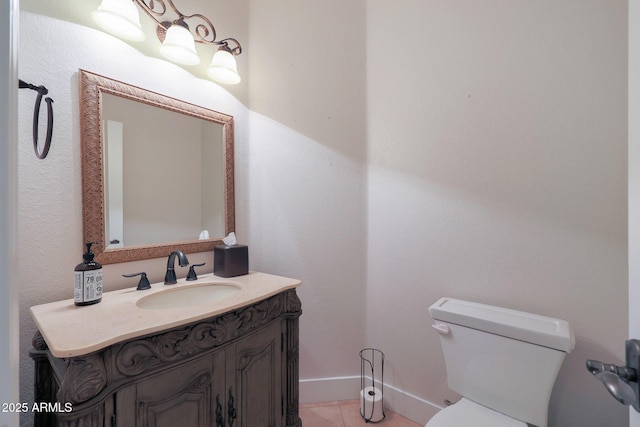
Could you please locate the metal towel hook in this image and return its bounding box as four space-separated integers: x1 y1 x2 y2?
19 79 54 159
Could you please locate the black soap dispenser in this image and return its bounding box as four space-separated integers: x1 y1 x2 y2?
74 242 103 306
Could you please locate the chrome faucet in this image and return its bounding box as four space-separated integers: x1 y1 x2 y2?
164 250 189 285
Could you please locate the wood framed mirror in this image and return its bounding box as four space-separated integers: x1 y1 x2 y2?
79 69 235 264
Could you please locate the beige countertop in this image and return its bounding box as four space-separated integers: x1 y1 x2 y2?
30 271 301 358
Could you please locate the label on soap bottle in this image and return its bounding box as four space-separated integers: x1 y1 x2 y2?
74 269 103 304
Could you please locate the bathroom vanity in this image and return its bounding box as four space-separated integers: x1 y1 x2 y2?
30 272 302 427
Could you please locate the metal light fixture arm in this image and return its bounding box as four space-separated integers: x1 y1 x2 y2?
132 0 242 55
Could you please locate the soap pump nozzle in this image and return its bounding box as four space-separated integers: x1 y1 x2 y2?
83 241 98 261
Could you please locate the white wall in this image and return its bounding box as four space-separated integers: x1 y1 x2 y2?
245 1 628 425
246 0 369 385
365 1 628 425
1 1 20 426
17 2 629 427
17 11 248 426
18 5 368 423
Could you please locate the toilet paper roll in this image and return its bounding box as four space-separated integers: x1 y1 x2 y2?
360 386 384 422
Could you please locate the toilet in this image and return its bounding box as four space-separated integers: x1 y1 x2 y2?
427 297 575 427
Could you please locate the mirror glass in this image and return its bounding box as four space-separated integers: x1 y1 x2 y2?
80 69 235 264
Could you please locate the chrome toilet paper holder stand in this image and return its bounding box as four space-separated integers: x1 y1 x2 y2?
360 348 386 423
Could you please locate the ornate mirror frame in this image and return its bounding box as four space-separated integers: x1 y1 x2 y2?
79 69 235 264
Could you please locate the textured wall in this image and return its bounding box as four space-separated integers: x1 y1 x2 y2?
246 1 628 424
18 12 248 426
245 0 369 382
17 2 630 427
365 1 628 426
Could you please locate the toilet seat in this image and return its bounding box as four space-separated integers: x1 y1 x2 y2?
425 398 527 427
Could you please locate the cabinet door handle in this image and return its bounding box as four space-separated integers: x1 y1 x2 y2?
228 387 237 427
215 394 225 427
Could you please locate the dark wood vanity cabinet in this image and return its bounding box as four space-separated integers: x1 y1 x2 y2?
30 290 302 427
115 350 224 427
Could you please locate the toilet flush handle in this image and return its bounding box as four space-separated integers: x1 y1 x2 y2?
431 323 450 335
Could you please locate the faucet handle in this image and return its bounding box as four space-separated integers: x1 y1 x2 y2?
186 263 206 281
123 272 151 291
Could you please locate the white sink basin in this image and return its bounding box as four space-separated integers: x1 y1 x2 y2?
136 283 240 310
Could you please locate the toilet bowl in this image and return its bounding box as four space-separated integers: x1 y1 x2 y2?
426 398 525 427
426 298 574 427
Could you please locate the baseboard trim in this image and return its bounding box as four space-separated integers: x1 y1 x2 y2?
300 376 361 403
299 376 442 425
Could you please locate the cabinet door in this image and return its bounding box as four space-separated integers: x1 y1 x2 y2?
116 352 225 427
228 322 283 427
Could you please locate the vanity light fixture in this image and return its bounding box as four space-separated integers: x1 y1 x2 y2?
91 0 145 42
207 45 241 85
92 0 243 84
158 18 200 65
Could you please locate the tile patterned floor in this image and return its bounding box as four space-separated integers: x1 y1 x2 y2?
300 400 422 427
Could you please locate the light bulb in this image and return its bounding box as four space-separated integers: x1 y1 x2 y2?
92 0 145 42
159 24 200 66
207 48 241 85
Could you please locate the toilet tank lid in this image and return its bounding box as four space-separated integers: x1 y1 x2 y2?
429 298 575 352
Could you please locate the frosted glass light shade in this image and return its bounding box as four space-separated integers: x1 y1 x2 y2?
92 0 145 42
159 24 200 66
207 49 241 85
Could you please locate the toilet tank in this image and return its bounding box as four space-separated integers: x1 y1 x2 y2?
428 298 574 427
